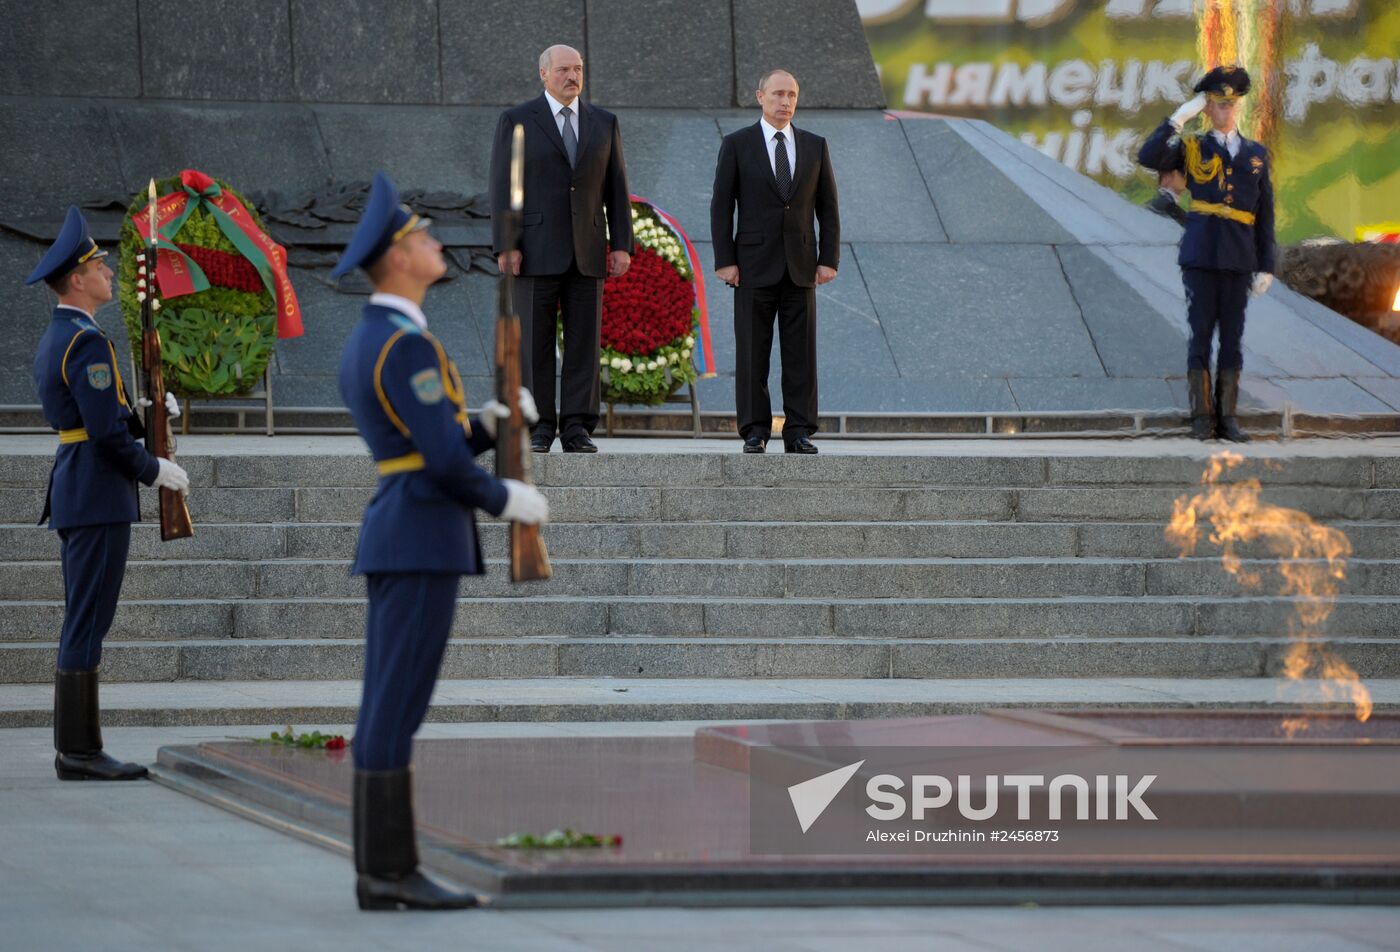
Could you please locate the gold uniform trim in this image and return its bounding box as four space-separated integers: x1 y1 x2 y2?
1183 136 1225 188
1192 200 1256 226
373 329 413 438
60 329 90 387
376 452 425 475
59 330 129 408
58 428 89 444
369 323 473 450
391 213 421 244
76 241 101 265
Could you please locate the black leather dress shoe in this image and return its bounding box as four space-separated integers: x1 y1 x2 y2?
784 436 819 455
561 432 598 453
742 437 766 454
55 751 148 781
357 870 478 911
530 433 553 453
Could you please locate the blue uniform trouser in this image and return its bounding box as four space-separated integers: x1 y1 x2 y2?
1183 268 1251 372
353 573 461 771
56 523 131 671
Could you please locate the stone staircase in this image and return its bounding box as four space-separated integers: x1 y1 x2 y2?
2 445 1399 700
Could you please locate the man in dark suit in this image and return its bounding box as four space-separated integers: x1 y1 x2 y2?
489 44 633 454
711 68 839 455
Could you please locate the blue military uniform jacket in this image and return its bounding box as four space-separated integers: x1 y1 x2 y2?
33 306 159 530
338 301 508 576
1138 118 1275 275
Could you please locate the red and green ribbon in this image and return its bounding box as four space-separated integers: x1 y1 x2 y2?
133 169 304 339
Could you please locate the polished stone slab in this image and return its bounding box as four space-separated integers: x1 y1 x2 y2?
154 708 1400 905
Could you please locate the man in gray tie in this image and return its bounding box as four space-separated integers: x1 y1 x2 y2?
490 44 633 454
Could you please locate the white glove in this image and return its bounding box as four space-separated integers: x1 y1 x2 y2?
500 478 549 525
136 391 181 418
479 388 540 439
1170 93 1208 130
1250 273 1274 298
153 458 190 493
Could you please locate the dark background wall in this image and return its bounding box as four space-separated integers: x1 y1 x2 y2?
0 0 884 108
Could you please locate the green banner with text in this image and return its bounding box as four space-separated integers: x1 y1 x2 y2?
860 0 1400 243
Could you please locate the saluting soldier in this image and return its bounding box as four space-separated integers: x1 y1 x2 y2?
1138 65 1276 443
28 205 189 781
333 172 548 911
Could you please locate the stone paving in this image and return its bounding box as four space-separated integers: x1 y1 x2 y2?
3 722 1399 951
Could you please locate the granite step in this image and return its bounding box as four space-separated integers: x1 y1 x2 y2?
3 482 1397 525
5 519 1399 562
3 595 1399 648
2 451 1391 492
2 675 1397 728
3 635 1398 685
4 556 1399 601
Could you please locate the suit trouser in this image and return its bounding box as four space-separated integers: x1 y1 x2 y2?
516 262 603 439
353 573 461 771
734 270 818 441
1183 268 1250 371
56 523 130 671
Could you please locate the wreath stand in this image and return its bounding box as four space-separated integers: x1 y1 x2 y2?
605 379 701 438
180 365 275 436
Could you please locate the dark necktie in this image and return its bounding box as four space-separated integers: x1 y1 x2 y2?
560 106 577 167
774 130 792 199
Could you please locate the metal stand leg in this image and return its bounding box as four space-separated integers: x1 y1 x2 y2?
264 366 274 437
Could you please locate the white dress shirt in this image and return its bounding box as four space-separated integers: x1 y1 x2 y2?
370 292 428 331
1211 128 1242 160
759 117 796 178
544 91 580 143
55 303 96 320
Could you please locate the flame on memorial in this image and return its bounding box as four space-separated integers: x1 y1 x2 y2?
1167 452 1372 735
1196 0 1287 152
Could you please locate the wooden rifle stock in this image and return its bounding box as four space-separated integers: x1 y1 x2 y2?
494 313 551 582
137 183 194 542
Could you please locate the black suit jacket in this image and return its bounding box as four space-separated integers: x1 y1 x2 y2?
489 94 632 279
710 122 839 289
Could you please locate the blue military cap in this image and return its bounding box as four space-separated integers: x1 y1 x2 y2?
331 171 432 279
1194 65 1251 101
25 205 107 286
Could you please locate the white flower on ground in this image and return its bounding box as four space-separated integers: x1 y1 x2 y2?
656 355 668 366
681 349 691 359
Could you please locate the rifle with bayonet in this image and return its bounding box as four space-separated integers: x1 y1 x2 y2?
138 179 194 541
495 124 551 582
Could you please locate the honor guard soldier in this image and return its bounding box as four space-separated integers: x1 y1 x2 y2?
1138 65 1276 442
334 172 548 911
29 206 189 781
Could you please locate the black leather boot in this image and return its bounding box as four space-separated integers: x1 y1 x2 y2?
353 768 477 911
53 669 147 781
1187 368 1214 441
1215 368 1251 443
